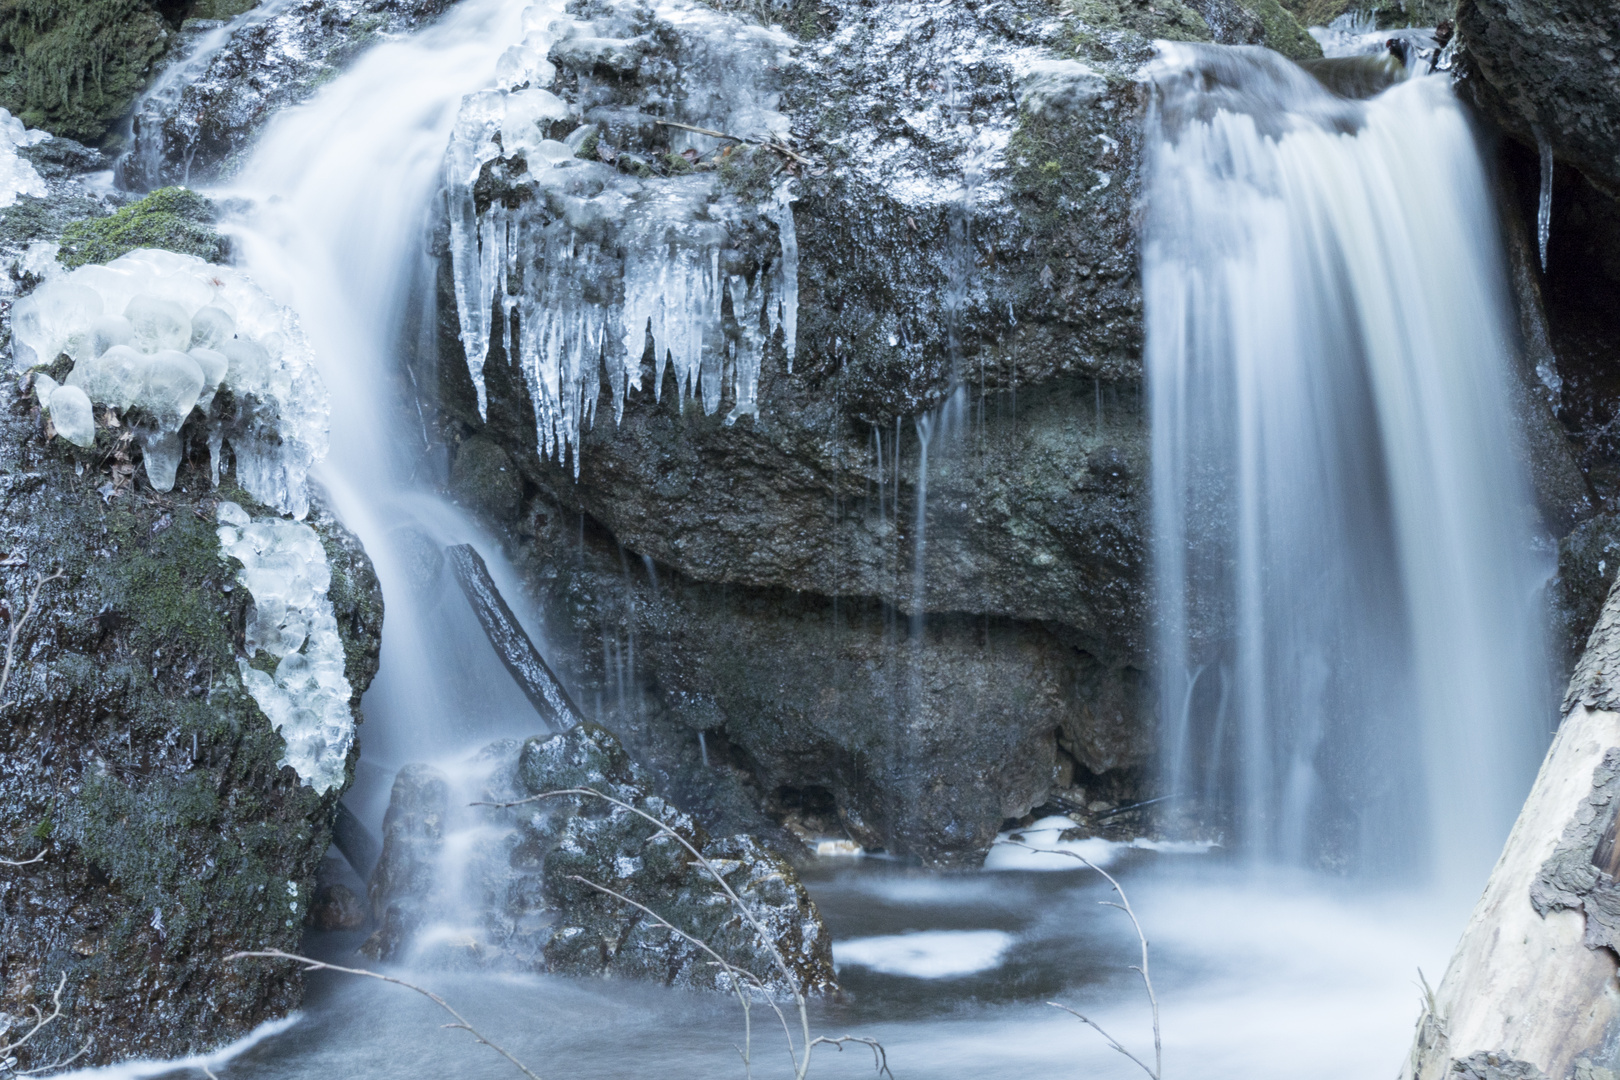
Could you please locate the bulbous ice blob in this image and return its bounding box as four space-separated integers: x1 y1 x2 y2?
91 315 133 357
221 338 270 391
189 305 236 350
67 344 146 411
32 371 57 406
135 349 205 432
138 428 182 491
11 282 103 368
46 384 95 448
216 500 250 527
189 347 228 409
125 294 194 354
73 264 152 322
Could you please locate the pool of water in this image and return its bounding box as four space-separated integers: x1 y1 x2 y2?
67 852 1464 1080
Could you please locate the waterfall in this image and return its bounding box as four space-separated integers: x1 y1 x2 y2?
212 0 562 816
1144 44 1550 881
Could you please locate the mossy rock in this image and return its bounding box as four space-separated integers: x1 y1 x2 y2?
56 186 226 269
0 0 170 144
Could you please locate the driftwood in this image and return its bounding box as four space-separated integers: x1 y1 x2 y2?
446 544 582 731
1404 585 1620 1079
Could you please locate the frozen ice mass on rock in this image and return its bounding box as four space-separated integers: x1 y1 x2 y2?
11 247 328 517
0 108 50 210
445 0 801 473
216 500 354 794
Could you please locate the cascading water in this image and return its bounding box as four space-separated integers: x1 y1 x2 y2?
1144 44 1550 880
212 0 563 818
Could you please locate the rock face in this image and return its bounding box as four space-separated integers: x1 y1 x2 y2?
0 406 382 1069
364 724 836 996
1456 0 1620 201
426 0 1322 867
0 148 383 1068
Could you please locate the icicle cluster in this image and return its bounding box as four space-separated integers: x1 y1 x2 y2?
217 500 354 794
12 248 328 518
444 0 800 474
0 108 49 209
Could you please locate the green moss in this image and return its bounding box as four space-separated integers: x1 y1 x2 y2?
57 186 226 269
574 126 599 161
184 0 258 21
1246 0 1323 59
663 150 694 175
0 0 169 144
716 144 777 202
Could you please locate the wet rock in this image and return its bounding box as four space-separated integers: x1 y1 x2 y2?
364 725 836 995
309 882 366 931
360 763 449 959
416 0 1320 867
121 0 457 189
0 326 384 1069
1455 0 1620 201
450 435 523 523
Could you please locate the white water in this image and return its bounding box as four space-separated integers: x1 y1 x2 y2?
1145 45 1550 882
216 0 563 812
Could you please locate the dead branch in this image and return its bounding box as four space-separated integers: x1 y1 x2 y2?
1 569 63 702
0 972 68 1060
653 119 813 166
0 850 45 868
1003 839 1161 1079
226 950 541 1080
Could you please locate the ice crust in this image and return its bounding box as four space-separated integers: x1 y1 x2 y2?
445 0 801 471
12 248 328 517
216 500 354 794
0 108 49 209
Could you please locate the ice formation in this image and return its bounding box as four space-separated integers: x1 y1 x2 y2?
444 0 801 472
0 108 49 209
216 500 353 794
11 248 328 517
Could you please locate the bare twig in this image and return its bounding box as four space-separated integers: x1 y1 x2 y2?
1003 839 1161 1079
569 874 772 1078
0 849 45 867
226 950 541 1080
17 1039 91 1075
1 569 63 701
653 119 813 166
1 972 68 1059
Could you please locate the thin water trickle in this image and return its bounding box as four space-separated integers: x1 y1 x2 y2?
1145 44 1551 882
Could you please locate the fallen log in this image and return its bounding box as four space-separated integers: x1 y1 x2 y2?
446 544 583 731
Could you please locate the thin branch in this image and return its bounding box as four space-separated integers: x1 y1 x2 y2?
18 1039 91 1075
653 119 813 165
1 972 67 1057
0 849 45 867
805 1035 893 1078
1047 1002 1157 1078
1003 839 1161 1079
568 875 765 1077
226 950 541 1080
1 569 63 701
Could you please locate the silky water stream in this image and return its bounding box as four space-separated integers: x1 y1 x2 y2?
63 11 1548 1080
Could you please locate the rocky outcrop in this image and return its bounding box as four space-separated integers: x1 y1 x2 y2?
425 0 1323 866
364 724 835 995
120 0 456 189
0 145 383 1068
1456 0 1620 201
0 406 382 1070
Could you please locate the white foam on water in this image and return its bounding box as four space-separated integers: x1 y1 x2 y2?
833 929 1016 979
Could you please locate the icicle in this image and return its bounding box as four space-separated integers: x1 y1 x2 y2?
770 179 799 371
1534 123 1553 272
